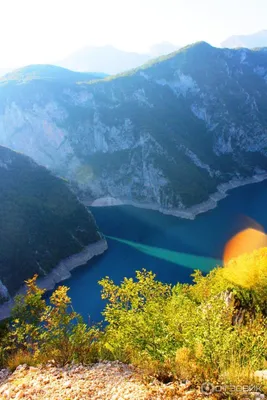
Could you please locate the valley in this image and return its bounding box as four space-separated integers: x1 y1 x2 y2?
0 2 267 392
1 41 267 315
63 178 267 323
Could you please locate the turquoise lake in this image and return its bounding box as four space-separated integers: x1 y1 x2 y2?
63 180 267 324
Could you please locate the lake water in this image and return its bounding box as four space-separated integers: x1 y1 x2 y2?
63 180 267 324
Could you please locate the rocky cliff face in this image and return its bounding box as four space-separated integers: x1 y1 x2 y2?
0 145 103 303
0 43 267 212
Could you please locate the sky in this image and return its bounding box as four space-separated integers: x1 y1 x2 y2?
0 0 267 68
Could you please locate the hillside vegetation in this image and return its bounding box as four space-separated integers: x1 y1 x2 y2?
0 65 107 83
0 146 101 301
1 43 267 212
0 247 266 394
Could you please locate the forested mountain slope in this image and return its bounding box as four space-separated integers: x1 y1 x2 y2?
0 43 267 211
0 146 102 302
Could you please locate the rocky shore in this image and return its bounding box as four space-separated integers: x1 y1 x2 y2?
0 239 108 321
87 173 267 220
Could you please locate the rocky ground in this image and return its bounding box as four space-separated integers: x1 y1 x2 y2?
0 362 266 399
0 361 205 400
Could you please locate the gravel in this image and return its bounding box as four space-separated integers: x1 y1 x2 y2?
0 362 202 399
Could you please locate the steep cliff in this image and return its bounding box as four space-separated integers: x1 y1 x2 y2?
0 43 267 212
0 146 104 303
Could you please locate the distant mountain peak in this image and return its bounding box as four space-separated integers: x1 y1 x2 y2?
221 29 267 49
57 43 182 75
185 41 213 51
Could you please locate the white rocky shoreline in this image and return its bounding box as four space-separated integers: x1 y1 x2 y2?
0 238 108 321
86 173 267 220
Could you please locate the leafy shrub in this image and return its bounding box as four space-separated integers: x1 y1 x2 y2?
1 247 266 391
99 255 267 384
3 275 100 366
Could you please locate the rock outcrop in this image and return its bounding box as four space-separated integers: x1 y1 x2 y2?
1 43 267 214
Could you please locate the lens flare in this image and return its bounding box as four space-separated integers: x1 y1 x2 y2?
107 215 267 279
223 218 267 264
106 236 221 272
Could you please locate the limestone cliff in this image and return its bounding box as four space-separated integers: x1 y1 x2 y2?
0 44 267 213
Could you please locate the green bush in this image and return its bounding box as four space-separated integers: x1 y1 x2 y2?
99 260 266 384
1 248 266 392
2 275 100 366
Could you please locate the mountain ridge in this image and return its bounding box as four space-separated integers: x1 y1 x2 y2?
57 43 180 74
0 64 108 83
0 42 267 215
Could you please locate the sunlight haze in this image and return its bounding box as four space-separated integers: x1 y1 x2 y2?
1 0 267 68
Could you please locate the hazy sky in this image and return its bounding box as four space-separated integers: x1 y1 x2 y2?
0 0 266 67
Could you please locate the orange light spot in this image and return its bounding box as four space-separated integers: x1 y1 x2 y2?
224 227 267 264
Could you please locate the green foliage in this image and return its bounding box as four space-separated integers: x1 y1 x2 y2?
223 247 267 311
6 275 46 355
1 247 266 391
99 256 267 384
0 64 106 84
0 145 100 296
2 275 101 367
99 270 173 363
0 319 9 367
